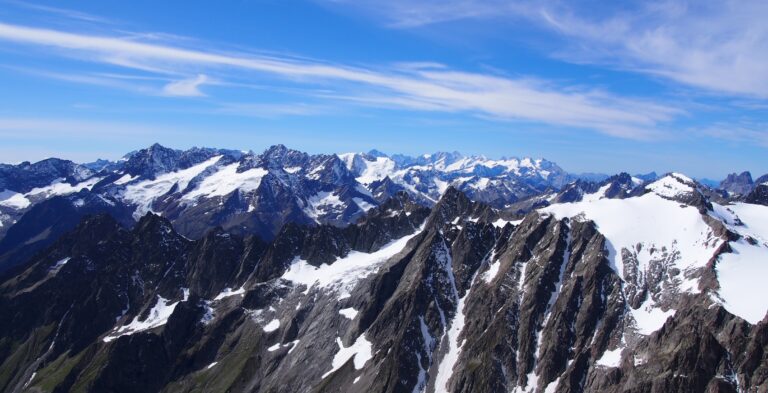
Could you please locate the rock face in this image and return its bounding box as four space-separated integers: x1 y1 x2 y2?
0 144 586 278
746 184 768 206
720 171 754 196
552 172 641 204
0 145 572 259
1 173 768 393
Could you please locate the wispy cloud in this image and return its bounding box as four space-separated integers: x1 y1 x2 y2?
700 122 768 147
214 102 328 118
162 74 208 97
540 0 768 99
1 0 112 24
0 21 682 140
327 0 768 99
321 0 536 28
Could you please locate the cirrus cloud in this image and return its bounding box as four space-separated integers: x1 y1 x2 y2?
162 74 208 97
0 21 681 140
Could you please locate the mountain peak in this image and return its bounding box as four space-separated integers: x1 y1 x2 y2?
720 171 754 195
366 149 388 158
264 144 288 154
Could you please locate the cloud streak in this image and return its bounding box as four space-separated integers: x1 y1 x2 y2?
540 0 768 99
0 21 680 139
163 74 208 97
329 0 768 99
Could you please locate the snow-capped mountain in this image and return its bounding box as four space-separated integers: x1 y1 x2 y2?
1 169 767 392
0 145 573 273
1 144 764 277
339 150 568 207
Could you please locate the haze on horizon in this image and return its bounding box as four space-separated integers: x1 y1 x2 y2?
0 0 766 179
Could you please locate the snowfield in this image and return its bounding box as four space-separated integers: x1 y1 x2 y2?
712 202 768 324
183 163 267 201
122 156 223 219
104 290 190 342
281 226 422 298
543 187 718 292
543 174 768 327
0 176 103 209
322 335 374 379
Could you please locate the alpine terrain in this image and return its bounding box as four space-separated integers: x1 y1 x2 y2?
0 144 767 393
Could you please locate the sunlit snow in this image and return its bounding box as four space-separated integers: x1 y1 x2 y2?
104 291 189 342
338 307 358 320
213 286 245 301
321 335 373 379
303 191 345 221
0 190 31 209
123 156 223 219
630 298 676 335
263 319 280 332
183 163 268 200
282 227 421 298
596 346 623 367
543 189 718 291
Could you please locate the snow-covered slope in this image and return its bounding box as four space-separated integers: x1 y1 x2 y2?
543 173 768 325
2 168 768 393
0 145 570 241
340 150 568 207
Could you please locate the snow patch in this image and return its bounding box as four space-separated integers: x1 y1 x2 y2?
113 173 137 185
630 298 676 335
321 335 373 379
581 183 611 203
492 218 521 228
104 291 189 342
52 257 70 269
263 319 280 332
338 307 358 320
123 156 222 219
355 156 396 185
282 227 421 298
1 176 102 209
353 197 376 212
434 284 469 391
544 378 560 393
28 177 102 199
482 259 501 283
597 346 623 367
0 190 31 209
287 339 300 354
213 286 245 301
184 163 268 200
304 191 345 220
49 257 71 274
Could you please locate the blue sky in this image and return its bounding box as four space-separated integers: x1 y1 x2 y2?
0 0 766 178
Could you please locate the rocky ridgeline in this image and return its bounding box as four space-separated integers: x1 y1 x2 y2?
0 173 767 392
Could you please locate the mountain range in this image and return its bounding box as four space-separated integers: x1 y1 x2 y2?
0 144 767 393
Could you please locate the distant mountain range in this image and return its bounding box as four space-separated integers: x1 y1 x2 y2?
1 144 767 392
1 144 766 274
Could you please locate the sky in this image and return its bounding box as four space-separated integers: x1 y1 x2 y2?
0 0 766 179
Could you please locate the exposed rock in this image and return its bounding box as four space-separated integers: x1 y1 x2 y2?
720 171 754 196
1 183 767 393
